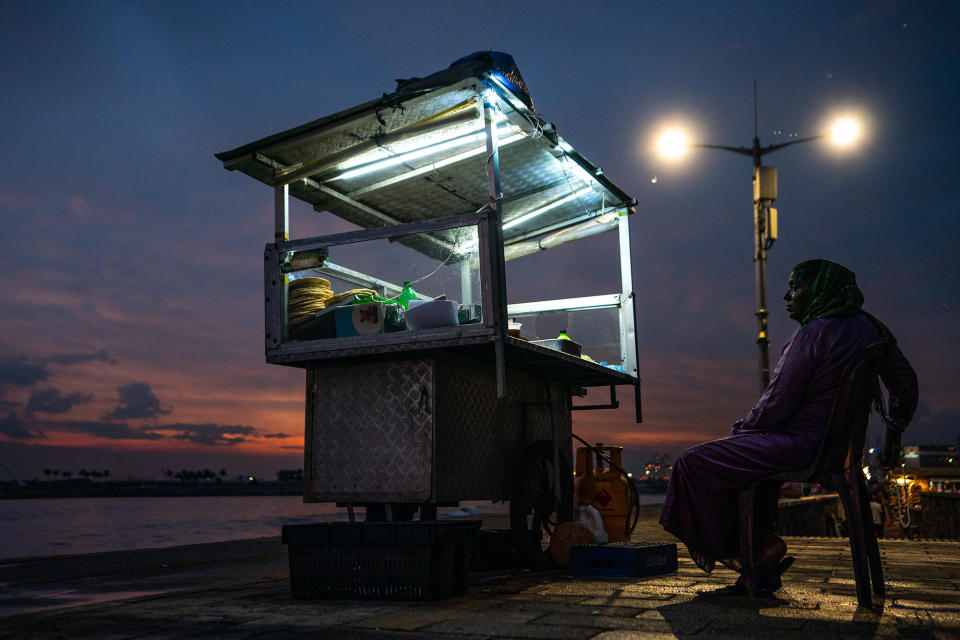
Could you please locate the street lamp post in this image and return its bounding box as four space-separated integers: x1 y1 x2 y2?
695 133 823 393
655 89 861 393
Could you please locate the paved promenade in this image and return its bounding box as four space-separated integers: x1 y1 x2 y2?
2 507 958 639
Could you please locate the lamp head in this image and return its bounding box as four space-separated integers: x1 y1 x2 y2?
829 117 860 146
657 129 689 160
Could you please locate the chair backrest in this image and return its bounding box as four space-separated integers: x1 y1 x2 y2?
809 343 885 478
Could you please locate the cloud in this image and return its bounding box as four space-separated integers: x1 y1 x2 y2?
159 422 259 446
26 388 93 415
0 350 114 392
42 349 116 366
47 420 165 441
103 382 170 420
0 356 49 387
261 432 292 439
0 412 41 439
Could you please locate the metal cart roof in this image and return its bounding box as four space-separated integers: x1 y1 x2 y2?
216 52 637 261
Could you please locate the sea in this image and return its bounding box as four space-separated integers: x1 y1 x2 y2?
0 494 664 561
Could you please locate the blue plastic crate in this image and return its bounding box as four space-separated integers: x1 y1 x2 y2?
570 542 678 577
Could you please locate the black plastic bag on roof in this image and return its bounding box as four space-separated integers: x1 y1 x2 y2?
394 51 535 112
447 51 535 111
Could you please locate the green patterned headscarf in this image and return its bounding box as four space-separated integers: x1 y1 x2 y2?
792 259 896 345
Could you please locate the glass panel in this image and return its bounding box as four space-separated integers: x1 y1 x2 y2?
282 224 481 343
504 230 626 371
510 308 623 370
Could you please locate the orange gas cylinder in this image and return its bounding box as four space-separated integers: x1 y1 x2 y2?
573 443 632 542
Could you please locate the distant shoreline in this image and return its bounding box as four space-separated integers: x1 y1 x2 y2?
0 480 303 499
1 479 670 501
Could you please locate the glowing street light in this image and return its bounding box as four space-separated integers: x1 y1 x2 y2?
829 117 861 146
654 91 864 393
657 129 689 159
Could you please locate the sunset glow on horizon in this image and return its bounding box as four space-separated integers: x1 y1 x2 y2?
2 3 957 482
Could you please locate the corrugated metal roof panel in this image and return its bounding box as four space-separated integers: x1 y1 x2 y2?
217 54 636 260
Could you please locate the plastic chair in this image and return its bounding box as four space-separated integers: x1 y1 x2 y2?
739 343 885 606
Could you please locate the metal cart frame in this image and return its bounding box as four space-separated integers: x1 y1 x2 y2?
217 53 641 564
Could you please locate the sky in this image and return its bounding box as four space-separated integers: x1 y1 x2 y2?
0 0 957 481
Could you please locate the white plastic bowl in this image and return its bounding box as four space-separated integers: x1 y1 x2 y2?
405 299 459 330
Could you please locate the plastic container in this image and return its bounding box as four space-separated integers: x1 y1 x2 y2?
282 521 480 601
574 505 608 544
405 299 459 330
570 542 678 577
531 337 582 357
333 302 384 336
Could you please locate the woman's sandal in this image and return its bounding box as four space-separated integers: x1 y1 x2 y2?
718 556 794 596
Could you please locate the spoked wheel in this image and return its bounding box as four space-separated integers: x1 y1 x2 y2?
510 440 573 569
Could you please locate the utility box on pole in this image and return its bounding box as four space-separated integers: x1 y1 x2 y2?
754 166 778 202
765 207 778 243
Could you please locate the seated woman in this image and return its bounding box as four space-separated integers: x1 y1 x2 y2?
659 259 918 593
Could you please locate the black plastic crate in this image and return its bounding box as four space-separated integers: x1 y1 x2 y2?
570 542 678 577
281 521 480 600
470 529 516 570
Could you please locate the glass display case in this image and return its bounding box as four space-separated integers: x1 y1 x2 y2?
220 53 640 410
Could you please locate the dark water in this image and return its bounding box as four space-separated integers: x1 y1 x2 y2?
0 493 664 560
0 496 509 560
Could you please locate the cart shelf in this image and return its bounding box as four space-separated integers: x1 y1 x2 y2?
273 325 634 389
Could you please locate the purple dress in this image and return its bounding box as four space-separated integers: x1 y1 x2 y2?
659 313 917 559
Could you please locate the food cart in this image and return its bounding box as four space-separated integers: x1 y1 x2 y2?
217 52 641 565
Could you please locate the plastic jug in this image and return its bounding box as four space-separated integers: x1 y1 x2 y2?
574 505 608 544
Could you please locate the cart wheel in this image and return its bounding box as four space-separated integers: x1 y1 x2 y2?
510 439 573 569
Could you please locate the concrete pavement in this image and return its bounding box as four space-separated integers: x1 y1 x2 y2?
2 507 958 639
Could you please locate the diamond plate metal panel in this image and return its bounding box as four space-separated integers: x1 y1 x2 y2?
304 353 572 505
433 354 571 502
304 359 434 503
